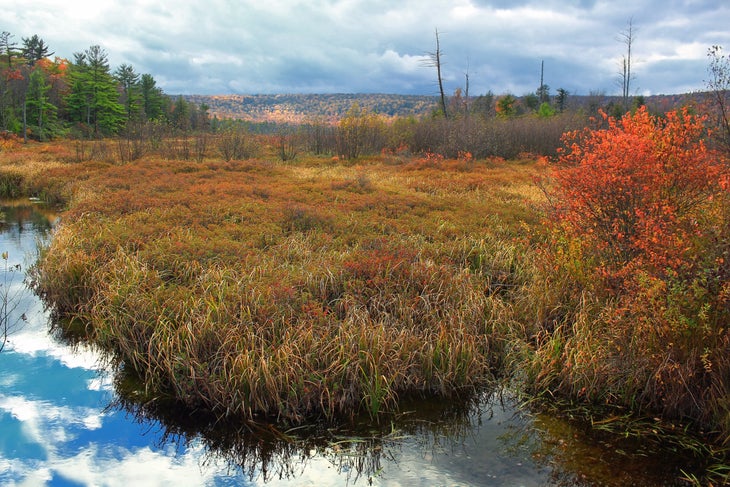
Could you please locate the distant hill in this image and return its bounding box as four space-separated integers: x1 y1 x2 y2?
181 92 710 125
182 93 439 124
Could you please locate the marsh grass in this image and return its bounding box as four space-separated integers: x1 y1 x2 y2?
26 142 542 425
17 137 730 481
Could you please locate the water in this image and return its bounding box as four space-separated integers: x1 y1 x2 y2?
0 203 698 486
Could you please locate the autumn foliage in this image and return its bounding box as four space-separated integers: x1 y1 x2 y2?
535 106 730 441
551 107 726 286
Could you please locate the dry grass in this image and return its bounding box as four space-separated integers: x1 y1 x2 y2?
23 138 545 424
11 135 730 481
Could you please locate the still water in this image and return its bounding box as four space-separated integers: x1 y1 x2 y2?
0 203 696 486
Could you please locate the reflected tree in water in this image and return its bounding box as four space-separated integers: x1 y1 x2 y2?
0 251 26 352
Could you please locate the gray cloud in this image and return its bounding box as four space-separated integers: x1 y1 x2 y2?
2 0 729 96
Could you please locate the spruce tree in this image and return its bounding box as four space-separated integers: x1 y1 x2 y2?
25 67 58 140
65 45 124 136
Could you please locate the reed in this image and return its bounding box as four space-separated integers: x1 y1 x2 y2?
18 135 729 481
27 142 541 424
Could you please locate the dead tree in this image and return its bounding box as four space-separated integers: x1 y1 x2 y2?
425 28 448 118
618 18 636 112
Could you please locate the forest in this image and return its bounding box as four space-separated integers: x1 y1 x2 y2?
2 30 730 484
0 32 211 141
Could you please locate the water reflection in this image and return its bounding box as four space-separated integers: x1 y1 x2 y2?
111 373 523 485
0 203 241 486
0 202 703 486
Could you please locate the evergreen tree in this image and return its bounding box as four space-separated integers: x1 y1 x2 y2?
495 94 518 118
114 63 141 122
0 32 21 131
65 45 124 136
555 88 568 113
25 67 57 140
21 34 54 65
171 95 191 130
0 73 21 132
139 73 164 121
537 101 556 118
523 92 539 112
470 91 494 118
0 32 18 68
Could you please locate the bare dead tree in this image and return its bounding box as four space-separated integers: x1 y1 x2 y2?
618 18 636 111
464 57 470 114
424 28 448 118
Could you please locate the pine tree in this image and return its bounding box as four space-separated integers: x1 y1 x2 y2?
139 73 165 121
65 45 124 136
21 34 54 66
25 67 57 140
114 63 141 122
0 32 19 68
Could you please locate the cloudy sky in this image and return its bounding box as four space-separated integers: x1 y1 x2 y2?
2 0 729 97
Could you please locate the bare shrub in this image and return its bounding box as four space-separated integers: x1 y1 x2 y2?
194 132 208 163
405 113 583 159
302 116 337 155
116 122 148 163
218 127 258 161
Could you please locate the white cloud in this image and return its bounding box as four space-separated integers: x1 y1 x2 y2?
2 0 727 95
1 2 729 98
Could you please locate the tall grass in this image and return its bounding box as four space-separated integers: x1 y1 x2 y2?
28 145 542 424
16 130 730 481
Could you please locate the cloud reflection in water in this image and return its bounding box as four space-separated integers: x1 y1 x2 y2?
0 204 691 486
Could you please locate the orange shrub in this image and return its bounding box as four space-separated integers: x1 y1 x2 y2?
550 107 727 288
535 106 730 440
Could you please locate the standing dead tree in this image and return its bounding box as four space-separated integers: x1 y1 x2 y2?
424 28 448 118
618 18 636 112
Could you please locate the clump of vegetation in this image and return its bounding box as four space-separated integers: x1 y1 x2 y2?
9 101 727 482
29 144 544 424
522 107 730 449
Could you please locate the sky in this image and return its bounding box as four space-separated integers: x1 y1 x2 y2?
2 0 729 97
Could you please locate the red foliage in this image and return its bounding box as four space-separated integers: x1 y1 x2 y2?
4 68 23 81
549 106 729 287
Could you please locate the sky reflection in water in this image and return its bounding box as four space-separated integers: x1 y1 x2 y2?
0 208 244 486
0 204 689 486
0 205 550 486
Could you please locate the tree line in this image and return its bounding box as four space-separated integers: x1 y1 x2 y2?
0 31 208 141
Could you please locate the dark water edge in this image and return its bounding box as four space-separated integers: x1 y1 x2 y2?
0 202 706 486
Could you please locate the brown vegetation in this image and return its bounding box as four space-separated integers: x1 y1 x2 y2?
6 100 729 482
25 137 543 424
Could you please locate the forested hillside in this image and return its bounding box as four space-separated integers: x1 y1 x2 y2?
183 91 708 124
182 93 439 124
